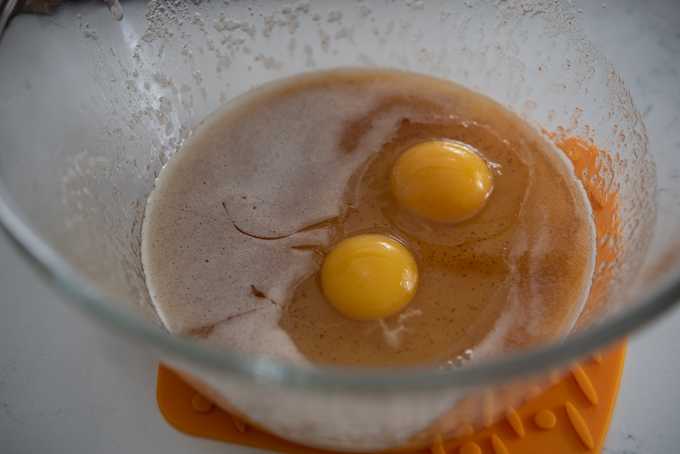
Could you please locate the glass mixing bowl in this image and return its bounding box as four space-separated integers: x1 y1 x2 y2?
0 0 678 451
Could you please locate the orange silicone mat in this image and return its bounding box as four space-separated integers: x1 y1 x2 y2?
157 340 626 454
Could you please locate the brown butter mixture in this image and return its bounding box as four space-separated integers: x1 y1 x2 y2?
142 70 594 368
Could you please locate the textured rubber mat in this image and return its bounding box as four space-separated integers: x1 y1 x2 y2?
157 340 626 454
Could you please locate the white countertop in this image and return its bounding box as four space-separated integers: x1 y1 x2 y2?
1 0 679 452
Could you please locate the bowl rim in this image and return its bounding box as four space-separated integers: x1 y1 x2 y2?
2 178 680 391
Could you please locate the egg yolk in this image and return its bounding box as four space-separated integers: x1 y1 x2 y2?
320 234 419 321
390 140 494 222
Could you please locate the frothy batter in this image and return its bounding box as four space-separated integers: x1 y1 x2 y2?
141 69 595 368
